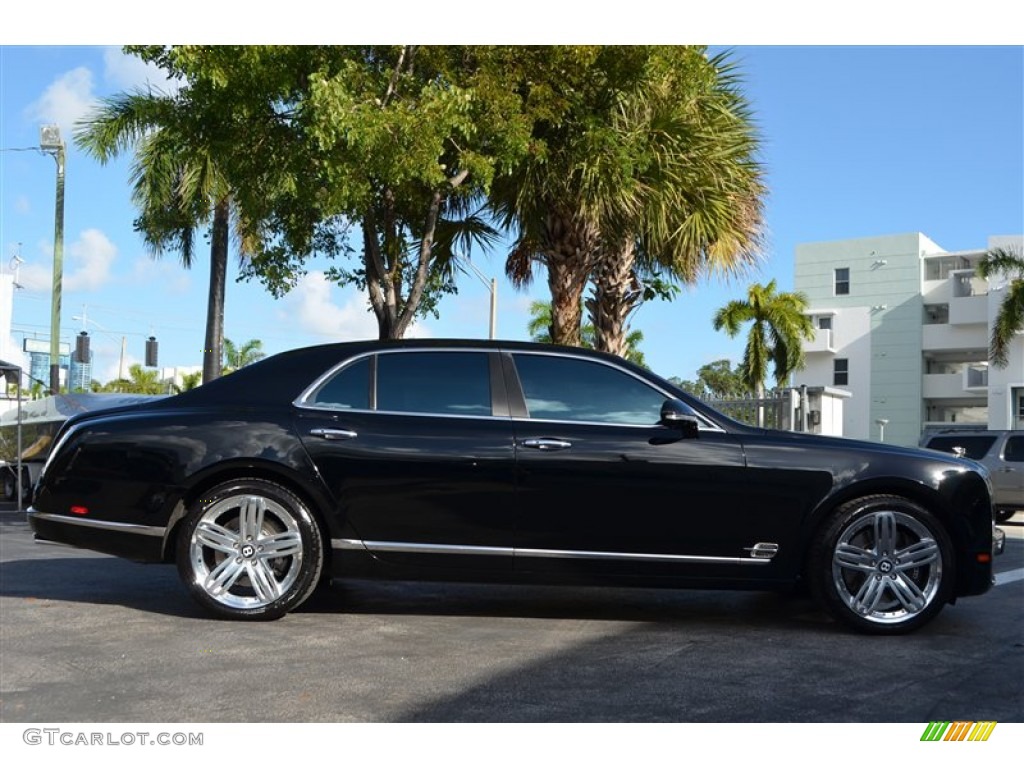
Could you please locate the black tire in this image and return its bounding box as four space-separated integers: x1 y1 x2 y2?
809 494 953 635
176 478 324 620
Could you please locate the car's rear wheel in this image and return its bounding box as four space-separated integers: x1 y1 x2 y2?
810 495 953 634
176 479 323 620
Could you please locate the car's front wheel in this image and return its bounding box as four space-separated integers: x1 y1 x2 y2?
176 479 324 620
810 495 953 634
994 508 1017 524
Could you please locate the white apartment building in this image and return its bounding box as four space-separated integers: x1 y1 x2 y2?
794 233 1023 446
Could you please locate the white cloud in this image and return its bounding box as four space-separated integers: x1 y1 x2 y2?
64 229 117 292
283 272 429 341
16 256 52 292
284 273 379 341
14 196 30 215
102 47 180 94
25 67 96 139
19 230 117 294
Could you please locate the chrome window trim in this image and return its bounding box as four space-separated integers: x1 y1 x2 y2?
294 347 502 420
294 345 725 432
29 511 166 538
332 538 771 565
508 349 725 432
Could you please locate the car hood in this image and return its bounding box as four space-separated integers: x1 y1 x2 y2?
751 428 982 470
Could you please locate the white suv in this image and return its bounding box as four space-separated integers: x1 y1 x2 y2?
923 430 1024 523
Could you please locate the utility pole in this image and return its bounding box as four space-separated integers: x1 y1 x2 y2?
40 126 66 395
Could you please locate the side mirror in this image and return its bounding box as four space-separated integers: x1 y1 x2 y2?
660 399 700 439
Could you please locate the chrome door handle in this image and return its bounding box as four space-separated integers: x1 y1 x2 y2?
521 438 572 451
309 428 358 440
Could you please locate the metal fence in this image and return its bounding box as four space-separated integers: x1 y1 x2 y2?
703 393 790 430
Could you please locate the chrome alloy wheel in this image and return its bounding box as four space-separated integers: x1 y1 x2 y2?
188 494 305 610
831 510 942 625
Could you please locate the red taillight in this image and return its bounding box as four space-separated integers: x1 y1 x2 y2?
976 552 991 564
69 505 89 516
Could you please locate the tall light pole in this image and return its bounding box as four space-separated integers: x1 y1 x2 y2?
40 125 66 395
459 255 497 340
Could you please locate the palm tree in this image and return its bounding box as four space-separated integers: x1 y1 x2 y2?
173 370 203 394
491 47 763 354
489 47 637 348
976 246 1024 367
223 338 266 374
527 300 646 367
75 90 255 385
713 280 815 399
588 49 764 358
102 364 163 395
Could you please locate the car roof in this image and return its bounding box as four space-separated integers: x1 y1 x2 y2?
154 339 662 409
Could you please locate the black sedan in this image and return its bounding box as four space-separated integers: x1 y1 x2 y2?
28 340 1001 633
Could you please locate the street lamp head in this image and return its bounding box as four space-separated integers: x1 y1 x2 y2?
40 124 64 150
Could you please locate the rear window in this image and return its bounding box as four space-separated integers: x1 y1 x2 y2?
925 435 997 460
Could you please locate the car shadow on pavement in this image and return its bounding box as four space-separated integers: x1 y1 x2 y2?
0 553 204 619
299 577 839 633
0 545 835 629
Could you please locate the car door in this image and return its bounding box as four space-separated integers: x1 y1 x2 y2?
994 433 1024 510
295 349 516 572
505 351 766 580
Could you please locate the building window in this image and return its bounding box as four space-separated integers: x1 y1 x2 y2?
834 268 850 295
833 358 849 386
817 315 833 330
923 304 949 325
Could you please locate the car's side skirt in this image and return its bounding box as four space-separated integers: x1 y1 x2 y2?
333 538 775 566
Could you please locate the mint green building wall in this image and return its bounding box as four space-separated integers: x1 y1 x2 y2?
795 233 943 445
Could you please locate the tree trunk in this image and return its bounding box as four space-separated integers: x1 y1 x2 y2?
590 241 640 357
543 211 597 347
547 258 586 347
203 199 229 383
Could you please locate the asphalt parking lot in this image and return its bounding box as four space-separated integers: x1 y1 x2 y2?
1 502 1021 723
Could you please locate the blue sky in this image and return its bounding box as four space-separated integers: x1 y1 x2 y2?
2 43 1022 384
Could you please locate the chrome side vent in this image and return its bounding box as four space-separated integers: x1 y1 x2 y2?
745 542 780 560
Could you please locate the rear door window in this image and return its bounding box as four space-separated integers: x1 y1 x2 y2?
377 352 492 417
1004 436 1024 463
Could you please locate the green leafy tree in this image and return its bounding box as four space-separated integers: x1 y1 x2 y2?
976 246 1024 367
713 280 814 398
129 46 532 340
223 338 265 374
672 359 752 400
